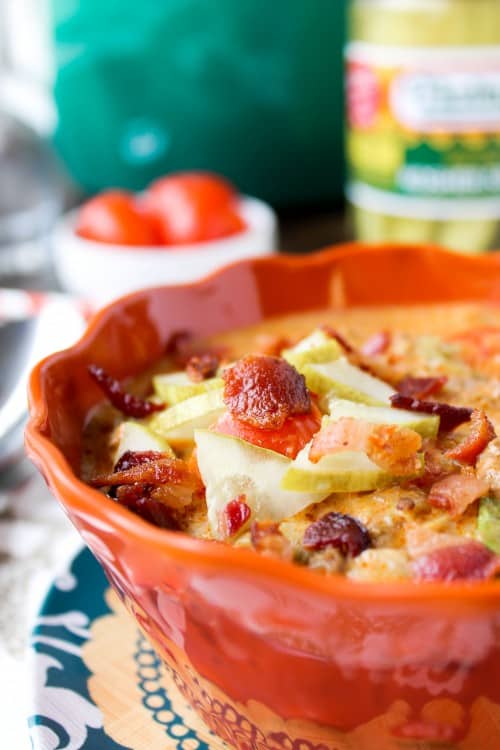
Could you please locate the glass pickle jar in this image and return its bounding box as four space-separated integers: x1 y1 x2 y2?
346 0 500 253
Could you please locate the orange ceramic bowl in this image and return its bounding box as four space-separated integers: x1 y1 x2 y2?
26 244 500 750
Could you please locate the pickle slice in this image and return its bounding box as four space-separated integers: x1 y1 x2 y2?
478 497 500 554
149 390 225 447
303 357 395 405
194 429 328 536
114 421 175 463
282 329 342 371
327 398 439 437
153 372 224 404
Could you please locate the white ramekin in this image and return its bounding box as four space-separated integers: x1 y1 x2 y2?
52 196 277 306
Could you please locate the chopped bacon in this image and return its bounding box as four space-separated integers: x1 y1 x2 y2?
319 325 354 353
308 418 422 475
406 526 467 559
428 473 489 517
303 512 371 558
165 330 193 356
186 449 202 484
115 485 180 529
413 446 456 489
223 496 251 537
185 352 219 383
412 540 499 582
88 364 164 419
397 375 448 400
114 450 164 472
149 484 194 509
165 330 228 368
250 521 293 560
361 330 391 357
319 325 401 383
91 456 202 491
223 355 311 430
255 333 292 357
390 393 473 433
446 409 496 465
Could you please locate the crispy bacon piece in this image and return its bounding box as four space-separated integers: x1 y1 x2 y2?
88 364 164 419
319 325 354 353
91 456 202 491
428 473 489 517
186 449 202 484
165 330 193 356
412 540 499 582
250 521 293 560
115 484 180 529
165 330 228 368
223 496 251 538
255 333 292 357
390 393 473 433
114 450 164 472
303 512 371 558
397 375 448 400
223 355 311 430
413 446 455 489
446 409 496 465
149 484 194 509
361 330 391 357
185 352 220 383
309 418 421 475
320 325 401 383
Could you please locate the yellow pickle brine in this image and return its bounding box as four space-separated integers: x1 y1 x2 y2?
346 0 500 253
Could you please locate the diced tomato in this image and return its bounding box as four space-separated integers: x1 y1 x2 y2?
214 402 322 459
142 172 246 245
76 190 161 246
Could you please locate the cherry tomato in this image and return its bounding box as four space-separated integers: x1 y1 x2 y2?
76 190 161 246
214 402 322 459
143 172 246 245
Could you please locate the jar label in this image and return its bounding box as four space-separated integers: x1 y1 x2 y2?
346 42 500 218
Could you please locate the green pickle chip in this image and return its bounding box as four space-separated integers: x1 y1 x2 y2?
478 497 500 554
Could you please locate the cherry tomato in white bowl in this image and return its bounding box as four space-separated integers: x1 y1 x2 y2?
54 176 277 306
142 172 247 245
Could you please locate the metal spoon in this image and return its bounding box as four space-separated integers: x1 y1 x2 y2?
0 317 36 470
0 297 85 479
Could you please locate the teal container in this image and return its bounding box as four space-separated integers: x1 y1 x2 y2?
50 0 346 207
